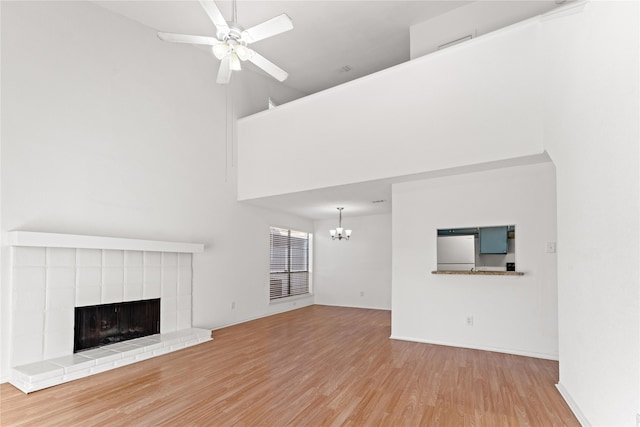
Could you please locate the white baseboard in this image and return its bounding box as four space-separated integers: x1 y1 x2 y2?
208 303 389 332
315 302 391 311
556 382 590 427
388 335 559 361
207 299 314 331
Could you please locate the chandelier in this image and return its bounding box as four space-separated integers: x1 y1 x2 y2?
330 207 352 241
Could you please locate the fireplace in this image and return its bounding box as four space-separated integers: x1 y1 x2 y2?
7 233 208 393
74 299 160 352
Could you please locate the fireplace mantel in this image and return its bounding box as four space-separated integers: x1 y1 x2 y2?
7 231 204 253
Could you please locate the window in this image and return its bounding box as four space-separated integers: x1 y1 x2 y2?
269 227 310 300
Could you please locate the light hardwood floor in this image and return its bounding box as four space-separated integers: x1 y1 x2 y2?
0 305 578 426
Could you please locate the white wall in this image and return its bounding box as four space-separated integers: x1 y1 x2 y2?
0 0 4 385
540 2 640 425
236 2 640 423
0 1 311 381
314 214 391 310
392 162 558 359
409 1 556 59
237 18 544 200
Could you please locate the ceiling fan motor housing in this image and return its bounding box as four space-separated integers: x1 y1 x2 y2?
220 24 244 43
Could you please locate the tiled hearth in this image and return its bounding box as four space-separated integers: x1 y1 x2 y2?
11 328 211 393
8 231 207 393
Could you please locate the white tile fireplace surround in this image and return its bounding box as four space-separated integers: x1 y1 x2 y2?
7 231 209 393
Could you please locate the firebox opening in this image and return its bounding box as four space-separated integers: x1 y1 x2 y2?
74 299 160 353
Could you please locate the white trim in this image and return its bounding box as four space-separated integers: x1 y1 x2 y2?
308 233 314 293
317 302 392 312
211 299 315 330
556 382 591 427
389 335 559 361
6 231 204 253
6 248 15 378
268 293 313 306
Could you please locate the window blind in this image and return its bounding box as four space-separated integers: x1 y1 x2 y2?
269 227 310 300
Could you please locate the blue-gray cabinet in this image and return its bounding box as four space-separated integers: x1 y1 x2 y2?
479 226 508 254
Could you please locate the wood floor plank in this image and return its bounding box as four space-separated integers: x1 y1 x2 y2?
0 305 578 426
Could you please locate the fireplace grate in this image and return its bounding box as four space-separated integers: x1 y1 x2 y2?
74 299 160 353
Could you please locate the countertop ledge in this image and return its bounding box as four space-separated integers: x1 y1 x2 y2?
432 270 525 276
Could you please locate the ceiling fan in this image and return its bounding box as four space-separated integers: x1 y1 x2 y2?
158 0 293 84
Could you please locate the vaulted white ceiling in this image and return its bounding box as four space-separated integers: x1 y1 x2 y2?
93 0 558 220
95 1 477 95
95 1 560 96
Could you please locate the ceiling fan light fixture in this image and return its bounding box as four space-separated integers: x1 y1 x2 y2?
212 43 230 59
230 53 242 70
235 44 251 61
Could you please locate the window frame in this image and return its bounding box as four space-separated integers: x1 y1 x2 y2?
269 226 312 301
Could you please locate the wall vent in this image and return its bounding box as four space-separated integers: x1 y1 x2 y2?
438 34 473 50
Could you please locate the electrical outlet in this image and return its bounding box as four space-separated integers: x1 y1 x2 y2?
231 301 236 309
546 242 557 253
466 316 474 326
360 291 364 297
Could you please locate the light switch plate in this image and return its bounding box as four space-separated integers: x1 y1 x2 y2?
546 242 556 253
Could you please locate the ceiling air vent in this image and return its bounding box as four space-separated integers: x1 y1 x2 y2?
438 34 473 51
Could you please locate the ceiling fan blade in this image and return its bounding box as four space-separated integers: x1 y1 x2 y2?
248 51 288 82
157 32 221 46
199 0 230 35
241 14 293 44
217 56 232 84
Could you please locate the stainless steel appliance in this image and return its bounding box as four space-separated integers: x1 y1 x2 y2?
437 235 475 271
